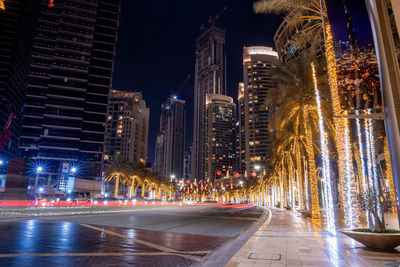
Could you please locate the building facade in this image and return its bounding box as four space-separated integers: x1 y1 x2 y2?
191 26 226 181
205 94 235 182
237 82 246 174
153 97 185 179
0 0 36 160
17 0 120 190
105 90 149 165
242 46 278 175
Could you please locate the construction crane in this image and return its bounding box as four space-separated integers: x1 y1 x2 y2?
171 74 192 98
0 113 16 152
201 6 227 32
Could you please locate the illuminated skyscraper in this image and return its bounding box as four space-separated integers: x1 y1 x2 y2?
205 94 235 182
242 46 278 174
153 97 185 179
105 90 149 165
191 26 226 181
237 82 246 174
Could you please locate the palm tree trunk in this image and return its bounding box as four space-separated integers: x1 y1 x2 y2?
114 175 120 199
304 110 320 219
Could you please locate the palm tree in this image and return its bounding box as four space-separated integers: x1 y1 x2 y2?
104 159 130 199
254 0 360 228
268 46 333 218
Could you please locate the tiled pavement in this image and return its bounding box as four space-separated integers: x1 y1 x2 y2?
226 208 400 267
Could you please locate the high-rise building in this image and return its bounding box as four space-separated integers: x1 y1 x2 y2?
192 26 226 181
105 90 149 165
237 82 246 174
242 46 278 174
18 0 120 187
184 151 190 180
153 97 185 179
153 133 164 174
0 0 35 160
205 94 235 182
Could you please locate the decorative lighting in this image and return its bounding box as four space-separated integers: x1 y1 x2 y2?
304 108 320 219
320 6 359 229
36 166 43 173
48 0 54 8
384 138 396 212
312 62 335 233
0 0 4 10
355 112 370 227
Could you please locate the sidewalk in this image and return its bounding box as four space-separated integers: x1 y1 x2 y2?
226 208 400 267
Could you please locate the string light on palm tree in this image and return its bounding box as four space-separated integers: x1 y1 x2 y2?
254 0 359 228
312 62 335 233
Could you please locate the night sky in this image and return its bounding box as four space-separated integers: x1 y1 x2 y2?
112 0 373 164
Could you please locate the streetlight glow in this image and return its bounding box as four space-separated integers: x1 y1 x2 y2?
71 167 77 173
36 166 43 173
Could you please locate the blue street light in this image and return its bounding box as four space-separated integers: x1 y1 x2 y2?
71 167 77 173
36 166 43 173
0 160 4 166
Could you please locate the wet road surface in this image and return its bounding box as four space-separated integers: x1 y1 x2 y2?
0 205 263 266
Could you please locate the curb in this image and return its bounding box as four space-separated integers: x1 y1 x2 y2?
194 206 270 267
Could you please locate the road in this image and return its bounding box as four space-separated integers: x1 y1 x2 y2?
0 205 263 266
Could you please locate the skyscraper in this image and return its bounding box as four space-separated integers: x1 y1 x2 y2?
242 46 278 174
205 94 236 182
154 97 185 179
105 90 149 165
0 0 35 160
18 0 120 185
237 82 246 174
192 26 226 181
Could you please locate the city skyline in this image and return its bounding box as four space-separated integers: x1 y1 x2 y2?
112 0 373 164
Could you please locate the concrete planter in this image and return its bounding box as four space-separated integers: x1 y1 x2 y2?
341 229 400 250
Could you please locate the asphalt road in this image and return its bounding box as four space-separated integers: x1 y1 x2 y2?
0 205 263 266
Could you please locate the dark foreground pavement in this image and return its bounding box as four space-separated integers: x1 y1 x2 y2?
0 205 264 266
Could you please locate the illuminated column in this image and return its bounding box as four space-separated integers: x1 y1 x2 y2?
365 0 400 223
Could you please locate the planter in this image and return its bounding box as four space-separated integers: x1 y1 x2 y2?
341 229 400 250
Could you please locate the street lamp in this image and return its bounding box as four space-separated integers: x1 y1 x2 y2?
254 165 261 171
34 166 43 187
170 174 175 182
0 160 4 166
71 167 77 173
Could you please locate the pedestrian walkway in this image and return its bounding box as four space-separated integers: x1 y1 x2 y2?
226 208 400 267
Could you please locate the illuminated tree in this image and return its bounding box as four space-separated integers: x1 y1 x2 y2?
254 0 360 228
104 159 130 199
